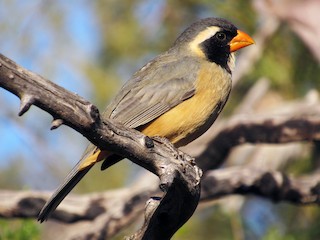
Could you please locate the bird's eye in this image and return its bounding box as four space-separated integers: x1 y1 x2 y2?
216 32 226 41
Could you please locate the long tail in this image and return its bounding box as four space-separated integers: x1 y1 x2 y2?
38 146 108 222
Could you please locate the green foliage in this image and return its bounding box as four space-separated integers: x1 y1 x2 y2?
173 206 234 240
248 25 320 98
285 146 314 175
0 160 24 189
0 219 40 240
0 163 39 240
263 227 295 240
263 204 320 240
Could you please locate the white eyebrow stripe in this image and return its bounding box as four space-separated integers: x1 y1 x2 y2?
189 26 221 57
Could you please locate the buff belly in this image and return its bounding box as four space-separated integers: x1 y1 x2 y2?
140 62 232 147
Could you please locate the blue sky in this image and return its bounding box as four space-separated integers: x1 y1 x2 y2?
0 1 100 188
0 0 165 188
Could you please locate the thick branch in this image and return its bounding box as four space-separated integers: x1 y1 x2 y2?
201 167 320 204
0 53 201 240
2 109 319 238
1 167 319 223
198 113 320 171
1 49 320 238
0 186 156 239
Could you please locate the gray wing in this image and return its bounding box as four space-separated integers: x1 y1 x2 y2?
103 53 200 129
38 53 201 221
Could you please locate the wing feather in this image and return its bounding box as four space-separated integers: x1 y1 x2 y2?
104 53 200 129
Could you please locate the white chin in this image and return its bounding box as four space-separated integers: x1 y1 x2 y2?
228 53 236 72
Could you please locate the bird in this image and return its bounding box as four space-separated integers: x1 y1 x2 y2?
38 17 254 222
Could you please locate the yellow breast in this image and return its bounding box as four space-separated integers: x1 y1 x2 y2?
140 61 231 147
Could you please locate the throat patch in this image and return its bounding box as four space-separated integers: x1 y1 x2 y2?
201 37 231 74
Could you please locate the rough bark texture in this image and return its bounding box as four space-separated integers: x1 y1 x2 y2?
0 53 202 240
1 167 319 218
1 33 320 238
197 112 320 171
201 167 320 204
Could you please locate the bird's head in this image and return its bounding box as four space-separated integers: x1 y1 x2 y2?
174 18 254 73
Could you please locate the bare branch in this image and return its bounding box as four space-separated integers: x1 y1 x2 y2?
197 111 320 171
0 187 154 239
201 167 320 205
1 43 320 238
0 53 201 240
1 167 319 225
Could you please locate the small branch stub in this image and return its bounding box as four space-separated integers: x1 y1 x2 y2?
51 119 64 130
88 104 100 125
19 94 35 116
0 53 203 239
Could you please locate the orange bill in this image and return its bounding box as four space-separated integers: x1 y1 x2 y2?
230 30 254 52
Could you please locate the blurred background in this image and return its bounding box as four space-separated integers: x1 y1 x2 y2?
0 0 319 239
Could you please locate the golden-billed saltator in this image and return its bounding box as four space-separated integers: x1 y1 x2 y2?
38 17 254 222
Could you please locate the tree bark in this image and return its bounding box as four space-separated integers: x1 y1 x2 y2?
0 53 202 240
1 51 320 239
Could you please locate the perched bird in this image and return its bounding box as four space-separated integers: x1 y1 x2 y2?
38 17 254 222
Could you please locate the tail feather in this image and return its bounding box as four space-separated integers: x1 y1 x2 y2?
38 163 93 222
38 145 115 222
38 144 106 222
